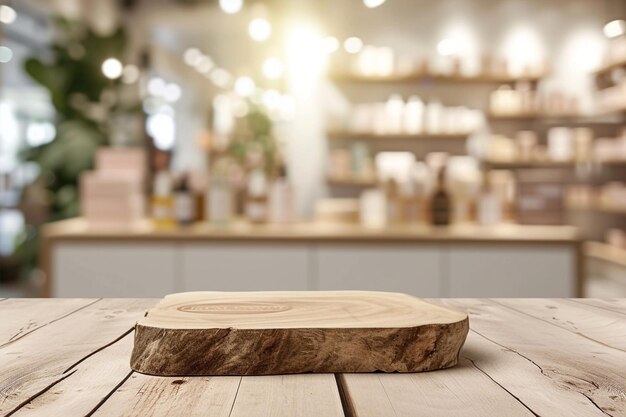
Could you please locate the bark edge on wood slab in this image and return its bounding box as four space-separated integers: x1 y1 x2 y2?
130 291 469 376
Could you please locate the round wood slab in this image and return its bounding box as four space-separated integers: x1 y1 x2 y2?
131 291 469 376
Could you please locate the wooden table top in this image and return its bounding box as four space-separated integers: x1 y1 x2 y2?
42 218 581 244
0 298 623 416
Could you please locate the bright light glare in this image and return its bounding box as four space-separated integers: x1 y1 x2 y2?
26 122 56 147
248 18 271 42
164 83 182 102
210 68 232 88
234 76 255 97
101 58 123 79
363 0 385 8
147 113 176 150
322 36 339 54
286 25 327 83
196 56 214 73
0 5 17 24
344 37 363 54
437 38 459 56
122 65 139 84
262 89 281 109
263 57 284 79
183 48 202 66
0 46 13 63
219 0 243 14
148 78 167 96
604 20 626 38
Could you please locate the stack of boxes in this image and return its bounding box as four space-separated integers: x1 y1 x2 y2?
80 148 146 227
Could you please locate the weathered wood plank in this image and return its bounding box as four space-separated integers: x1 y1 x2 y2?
9 332 135 417
492 299 626 351
442 299 626 417
92 374 241 417
569 299 626 315
0 298 98 346
340 338 538 417
229 374 344 417
0 299 154 415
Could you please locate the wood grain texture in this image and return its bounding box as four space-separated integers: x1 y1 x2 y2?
339 357 536 417
229 375 344 417
441 299 626 417
491 298 626 351
2 298 625 416
131 291 469 376
0 299 154 415
8 332 135 417
0 298 97 346
92 374 241 417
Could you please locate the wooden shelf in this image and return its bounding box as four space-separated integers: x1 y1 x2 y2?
326 175 376 186
483 159 626 169
482 160 578 169
594 58 626 78
585 241 626 268
486 112 622 122
328 72 544 85
327 131 469 141
567 201 626 216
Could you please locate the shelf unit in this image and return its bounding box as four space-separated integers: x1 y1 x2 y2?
567 202 626 216
594 58 626 78
327 131 469 141
482 159 626 169
326 175 377 187
329 71 545 85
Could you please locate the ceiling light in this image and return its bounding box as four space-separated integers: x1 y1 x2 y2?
219 0 243 14
603 19 626 38
263 57 284 79
0 5 16 24
101 58 123 79
234 76 255 97
363 0 386 8
344 37 363 54
249 18 271 42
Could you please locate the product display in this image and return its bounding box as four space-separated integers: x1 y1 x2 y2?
130 291 469 375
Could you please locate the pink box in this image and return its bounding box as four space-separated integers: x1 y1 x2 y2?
82 194 145 222
95 148 147 180
80 171 143 198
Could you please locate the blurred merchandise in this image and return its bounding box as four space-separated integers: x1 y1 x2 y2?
80 148 146 227
490 83 581 117
173 175 196 225
516 170 566 225
339 96 483 135
151 171 175 229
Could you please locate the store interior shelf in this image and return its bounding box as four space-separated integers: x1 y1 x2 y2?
585 241 626 268
482 159 626 169
487 112 624 123
481 160 580 169
327 131 469 141
328 71 544 84
327 175 377 186
594 58 626 78
567 202 626 216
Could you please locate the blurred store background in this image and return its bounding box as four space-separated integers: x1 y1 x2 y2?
0 0 625 298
